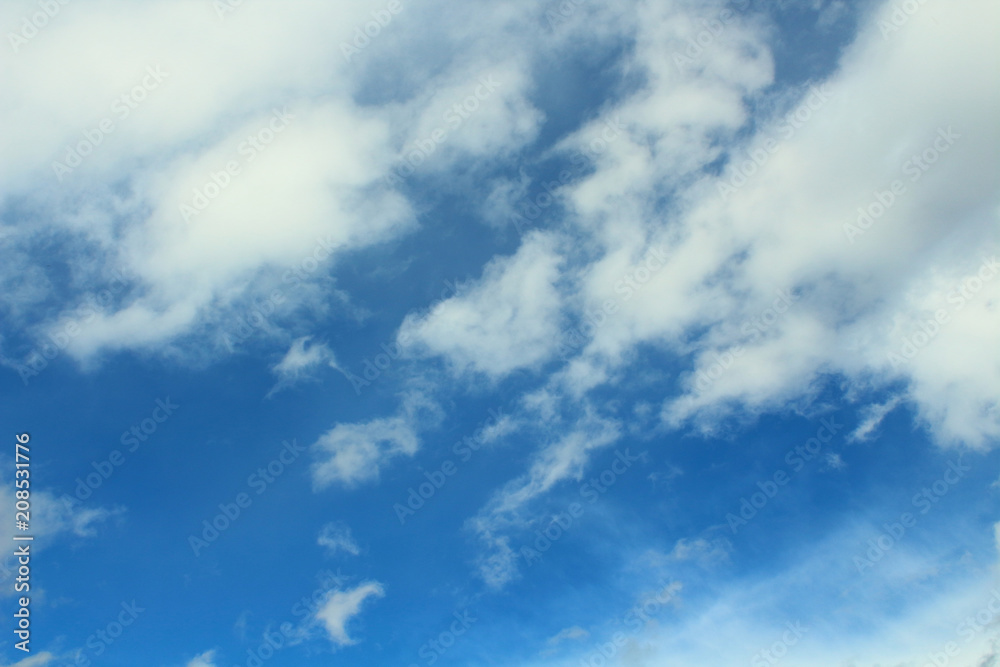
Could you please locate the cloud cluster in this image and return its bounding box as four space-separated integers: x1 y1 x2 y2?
4 4 999 664
408 0 1000 454
0 0 550 367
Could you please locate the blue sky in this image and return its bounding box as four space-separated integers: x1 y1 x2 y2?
1 0 999 665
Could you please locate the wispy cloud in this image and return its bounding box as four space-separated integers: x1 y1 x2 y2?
318 521 361 557
849 395 903 443
546 626 589 646
469 409 621 588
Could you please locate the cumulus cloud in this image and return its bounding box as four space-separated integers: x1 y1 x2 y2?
0 0 549 368
388 60 544 179
356 0 1000 589
666 0 1000 447
4 4 999 659
513 0 1000 450
313 581 385 647
0 1 418 360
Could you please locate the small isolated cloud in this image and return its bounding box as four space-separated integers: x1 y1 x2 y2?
66 506 127 538
266 336 338 397
547 626 589 646
313 581 385 647
318 521 361 557
234 611 250 641
0 481 123 594
667 537 731 568
0 482 123 542
848 396 903 443
312 417 417 489
824 452 847 471
311 392 439 489
648 464 684 487
1 653 55 667
185 650 216 667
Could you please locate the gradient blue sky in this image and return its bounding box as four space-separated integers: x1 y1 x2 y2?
1 0 999 666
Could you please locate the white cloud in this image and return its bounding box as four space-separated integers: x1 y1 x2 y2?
666 537 731 568
267 336 338 397
823 452 847 471
469 410 620 588
485 413 621 520
60 100 412 359
0 653 55 667
0 479 122 595
25 496 118 539
0 1 422 360
273 336 337 376
313 581 385 647
0 0 549 368
312 417 418 489
391 60 543 177
399 232 564 378
849 395 903 443
569 522 1000 667
546 626 590 646
184 650 216 667
379 0 1000 592
318 522 361 557
311 392 439 489
521 0 1000 450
